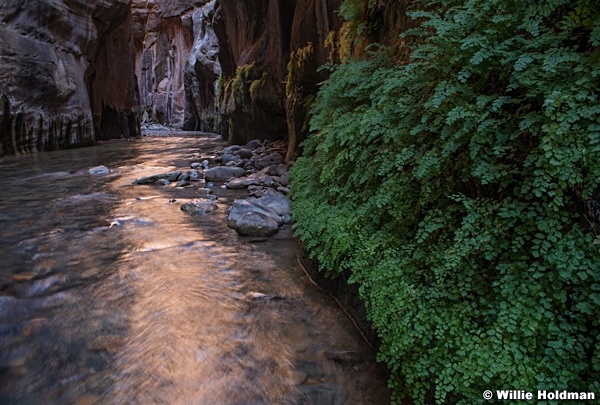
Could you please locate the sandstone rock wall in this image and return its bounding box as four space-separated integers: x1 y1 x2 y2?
133 0 220 131
0 0 140 155
213 0 342 155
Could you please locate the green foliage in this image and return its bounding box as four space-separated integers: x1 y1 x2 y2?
291 0 600 403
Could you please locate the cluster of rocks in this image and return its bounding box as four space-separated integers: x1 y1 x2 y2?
215 139 293 237
131 138 293 237
217 139 291 195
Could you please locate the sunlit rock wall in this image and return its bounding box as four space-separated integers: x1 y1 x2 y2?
0 0 140 155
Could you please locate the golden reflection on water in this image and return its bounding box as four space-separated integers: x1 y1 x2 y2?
0 134 390 404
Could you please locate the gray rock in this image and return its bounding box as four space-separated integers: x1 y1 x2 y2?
204 166 246 182
258 165 279 176
227 199 282 228
133 175 161 185
279 172 290 186
180 199 218 214
235 148 253 159
154 178 170 186
222 145 241 154
235 212 279 237
248 188 291 216
177 173 191 181
226 173 268 189
175 180 190 187
226 177 261 189
196 188 212 196
221 154 239 164
275 164 288 177
282 214 293 224
244 139 262 149
277 186 290 194
166 171 182 181
188 170 202 181
89 165 109 175
190 162 202 169
134 171 183 184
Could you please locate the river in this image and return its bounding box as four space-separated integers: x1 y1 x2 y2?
0 132 390 404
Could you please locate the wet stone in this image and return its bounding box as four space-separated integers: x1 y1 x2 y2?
154 178 170 186
248 188 291 216
221 154 239 164
227 199 282 228
235 212 279 237
88 166 109 175
235 148 254 159
197 188 212 196
244 139 262 149
181 200 218 214
204 166 246 182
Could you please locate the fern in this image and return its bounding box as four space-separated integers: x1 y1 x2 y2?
291 0 600 403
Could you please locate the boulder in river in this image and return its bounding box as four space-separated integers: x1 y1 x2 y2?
248 188 291 216
180 200 218 214
235 212 279 237
227 199 282 228
204 166 246 182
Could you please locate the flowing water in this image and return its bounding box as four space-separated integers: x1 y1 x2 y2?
0 133 390 404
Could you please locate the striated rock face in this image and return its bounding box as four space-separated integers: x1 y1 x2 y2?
0 0 140 156
214 0 342 155
133 0 220 131
131 0 343 157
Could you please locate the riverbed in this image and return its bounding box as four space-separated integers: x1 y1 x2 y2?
0 132 390 404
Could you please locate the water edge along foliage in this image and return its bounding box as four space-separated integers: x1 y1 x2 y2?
290 0 600 403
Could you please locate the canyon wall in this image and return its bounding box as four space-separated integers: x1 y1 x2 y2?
0 0 376 157
0 0 140 155
215 0 343 156
133 0 343 158
132 0 220 131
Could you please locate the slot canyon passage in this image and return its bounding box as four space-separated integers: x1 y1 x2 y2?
0 0 392 404
3 0 599 404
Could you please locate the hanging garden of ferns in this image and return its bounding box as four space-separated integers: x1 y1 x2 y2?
290 0 600 403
